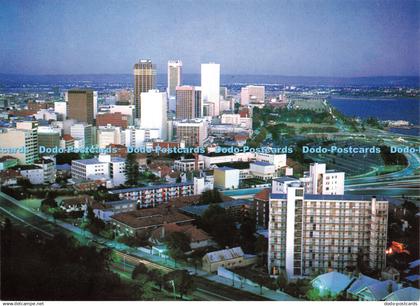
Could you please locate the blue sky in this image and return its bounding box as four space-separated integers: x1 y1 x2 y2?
0 0 419 76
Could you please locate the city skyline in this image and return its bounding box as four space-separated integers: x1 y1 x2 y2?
1 0 419 77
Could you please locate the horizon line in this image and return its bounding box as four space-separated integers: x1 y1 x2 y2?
0 73 419 79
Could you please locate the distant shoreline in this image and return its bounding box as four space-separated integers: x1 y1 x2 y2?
329 95 420 101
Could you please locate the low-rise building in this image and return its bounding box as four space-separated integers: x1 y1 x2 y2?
58 195 93 213
173 158 204 172
311 271 354 297
111 207 194 236
150 223 214 250
202 247 257 273
250 161 276 180
108 182 195 208
180 199 253 220
71 154 126 187
91 199 137 221
34 156 56 184
13 165 44 185
214 166 240 190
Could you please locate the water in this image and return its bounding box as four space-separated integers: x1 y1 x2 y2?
329 97 420 136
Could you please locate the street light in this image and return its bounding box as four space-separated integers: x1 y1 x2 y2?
168 280 176 300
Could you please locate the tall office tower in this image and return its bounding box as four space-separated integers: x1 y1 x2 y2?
67 89 94 124
175 119 208 146
240 85 265 105
175 86 202 119
268 178 388 279
37 126 61 151
134 59 156 119
140 90 167 140
201 63 220 116
70 123 96 148
167 60 182 98
93 91 98 119
16 121 39 162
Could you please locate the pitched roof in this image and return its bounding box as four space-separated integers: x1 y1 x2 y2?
385 287 420 301
408 259 420 269
311 271 353 295
358 280 398 300
150 223 211 243
254 188 270 201
204 247 244 263
111 207 194 230
347 274 380 295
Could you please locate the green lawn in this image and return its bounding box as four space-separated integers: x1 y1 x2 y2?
20 198 42 210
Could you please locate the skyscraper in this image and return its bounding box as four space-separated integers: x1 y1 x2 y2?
175 85 202 119
167 60 182 98
201 63 220 116
67 89 94 124
140 90 167 140
134 59 156 119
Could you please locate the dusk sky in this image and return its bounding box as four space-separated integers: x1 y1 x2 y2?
0 0 419 76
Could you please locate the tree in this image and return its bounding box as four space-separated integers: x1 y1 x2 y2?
125 153 140 186
165 270 195 299
40 192 58 213
165 231 191 261
199 204 238 247
132 263 149 280
255 236 268 265
239 216 256 252
276 271 288 291
149 269 166 291
85 206 105 235
199 189 223 204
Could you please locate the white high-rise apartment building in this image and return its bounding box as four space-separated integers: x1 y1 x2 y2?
167 60 182 98
201 63 220 116
240 85 265 105
301 163 345 195
268 177 388 279
140 90 167 140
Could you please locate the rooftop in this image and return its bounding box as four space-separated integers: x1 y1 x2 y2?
111 207 194 229
180 199 253 217
254 188 270 201
109 181 193 194
385 287 420 302
204 247 244 263
273 176 300 183
270 193 388 201
251 161 274 167
214 166 237 172
311 271 353 295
